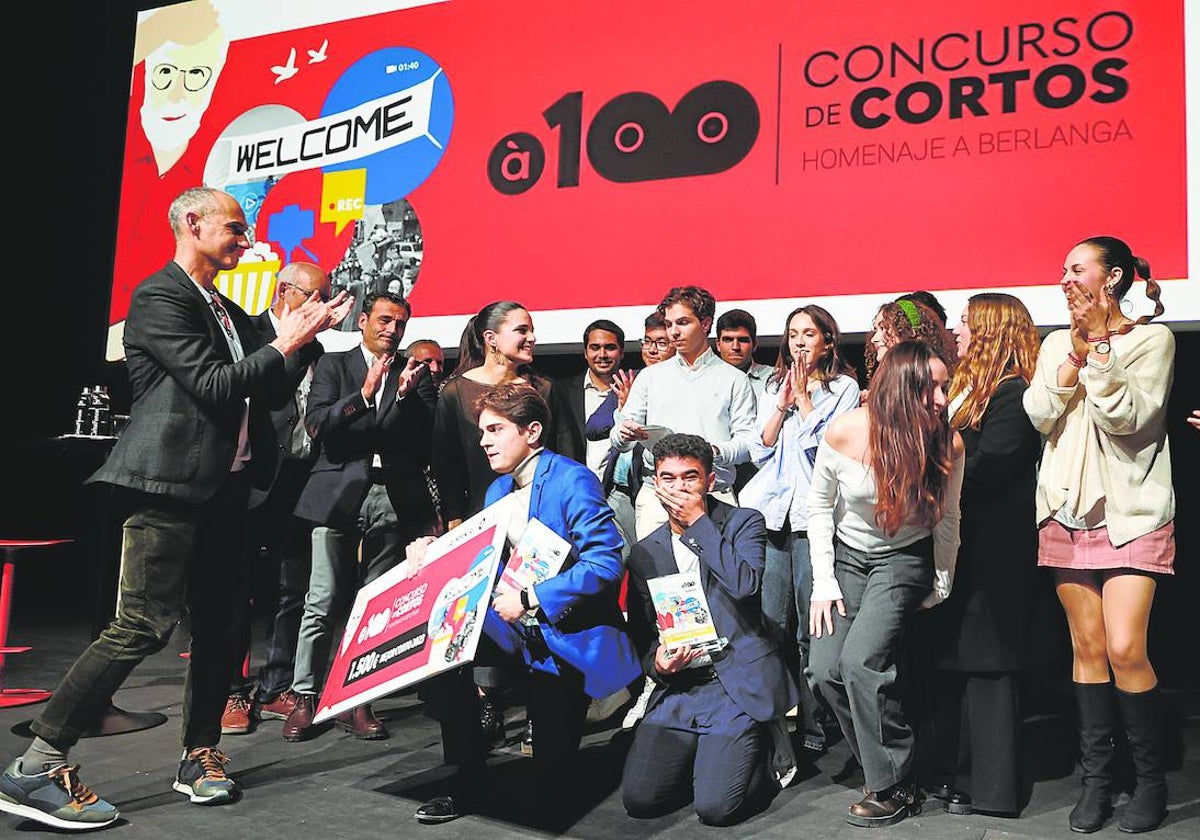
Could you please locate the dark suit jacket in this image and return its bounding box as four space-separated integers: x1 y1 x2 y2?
483 450 640 699
247 310 324 508
584 389 647 498
293 346 437 529
557 372 588 441
89 261 318 502
626 499 798 724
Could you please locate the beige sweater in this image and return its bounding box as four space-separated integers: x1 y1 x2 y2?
1023 323 1175 547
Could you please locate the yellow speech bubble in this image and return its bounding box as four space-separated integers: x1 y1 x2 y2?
321 169 368 235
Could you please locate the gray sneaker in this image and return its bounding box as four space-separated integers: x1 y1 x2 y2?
172 747 238 804
0 758 119 830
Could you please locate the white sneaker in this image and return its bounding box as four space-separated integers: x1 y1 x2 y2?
621 681 655 730
768 718 798 788
586 687 631 724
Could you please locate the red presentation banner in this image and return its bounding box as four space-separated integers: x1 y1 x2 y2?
109 0 1190 356
313 503 505 723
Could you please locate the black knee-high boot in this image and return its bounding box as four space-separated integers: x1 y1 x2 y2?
1115 687 1168 833
1070 682 1116 833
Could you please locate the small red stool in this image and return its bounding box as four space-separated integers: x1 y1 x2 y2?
0 538 73 708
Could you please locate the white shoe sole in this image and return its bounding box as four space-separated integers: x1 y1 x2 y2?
171 781 236 804
0 796 118 831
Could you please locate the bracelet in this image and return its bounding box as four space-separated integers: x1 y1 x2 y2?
1065 352 1086 369
776 403 791 413
1086 333 1111 344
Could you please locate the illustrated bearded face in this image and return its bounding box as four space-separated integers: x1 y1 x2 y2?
140 31 227 166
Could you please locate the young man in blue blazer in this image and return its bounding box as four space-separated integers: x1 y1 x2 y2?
412 383 640 824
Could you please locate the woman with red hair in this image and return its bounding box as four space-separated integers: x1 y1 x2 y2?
919 293 1048 817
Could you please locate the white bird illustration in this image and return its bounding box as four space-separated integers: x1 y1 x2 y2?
271 47 298 84
307 39 329 64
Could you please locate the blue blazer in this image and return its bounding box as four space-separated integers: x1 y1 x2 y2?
483 450 640 699
626 500 798 723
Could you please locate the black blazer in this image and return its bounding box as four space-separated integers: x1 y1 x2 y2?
556 372 588 441
930 378 1065 671
247 310 324 508
293 347 437 528
89 261 317 502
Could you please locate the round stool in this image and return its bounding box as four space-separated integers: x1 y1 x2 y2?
0 538 72 708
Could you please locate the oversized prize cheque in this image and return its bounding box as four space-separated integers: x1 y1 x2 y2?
312 501 509 724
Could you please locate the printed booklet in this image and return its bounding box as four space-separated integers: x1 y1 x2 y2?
494 517 571 626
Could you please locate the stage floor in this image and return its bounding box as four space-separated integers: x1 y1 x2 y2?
1 617 1196 839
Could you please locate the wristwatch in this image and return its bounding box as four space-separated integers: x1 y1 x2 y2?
519 588 532 611
1092 340 1111 355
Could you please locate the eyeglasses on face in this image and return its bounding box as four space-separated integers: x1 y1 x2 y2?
149 63 214 92
641 337 671 350
279 281 328 302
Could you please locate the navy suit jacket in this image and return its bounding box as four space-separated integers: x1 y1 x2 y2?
483 450 640 699
584 389 647 498
89 261 317 502
293 347 437 528
626 500 798 723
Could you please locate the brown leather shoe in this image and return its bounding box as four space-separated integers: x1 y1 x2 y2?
335 704 389 740
846 782 923 827
220 695 252 735
281 693 319 742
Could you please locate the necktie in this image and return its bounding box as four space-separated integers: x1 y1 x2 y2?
210 295 235 342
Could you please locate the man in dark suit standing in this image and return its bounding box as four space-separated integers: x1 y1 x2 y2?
621 433 798 826
0 187 349 830
221 262 332 734
281 291 438 742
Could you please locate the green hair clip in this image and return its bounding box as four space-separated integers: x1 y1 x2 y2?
896 299 922 329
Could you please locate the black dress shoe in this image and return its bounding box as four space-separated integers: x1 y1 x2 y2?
926 782 954 801
846 782 923 827
944 790 973 815
415 795 465 824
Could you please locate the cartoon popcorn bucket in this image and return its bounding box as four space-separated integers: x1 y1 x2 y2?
214 259 281 316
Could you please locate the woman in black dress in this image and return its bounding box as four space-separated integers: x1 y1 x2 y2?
431 300 582 743
433 300 582 529
920 293 1047 816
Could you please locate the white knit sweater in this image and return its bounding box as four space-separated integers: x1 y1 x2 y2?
1023 323 1175 547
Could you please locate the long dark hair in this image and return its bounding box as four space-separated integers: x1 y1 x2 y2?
868 340 954 535
1076 235 1164 332
450 300 541 385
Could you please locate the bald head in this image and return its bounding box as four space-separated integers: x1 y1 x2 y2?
273 261 331 316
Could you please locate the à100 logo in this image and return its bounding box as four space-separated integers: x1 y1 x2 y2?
488 81 760 195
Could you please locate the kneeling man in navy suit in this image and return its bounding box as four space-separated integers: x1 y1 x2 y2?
622 433 798 826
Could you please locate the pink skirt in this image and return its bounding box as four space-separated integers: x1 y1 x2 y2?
1038 520 1175 574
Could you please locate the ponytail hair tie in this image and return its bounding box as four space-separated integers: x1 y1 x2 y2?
896 299 922 329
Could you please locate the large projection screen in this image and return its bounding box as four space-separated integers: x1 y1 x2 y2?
107 0 1198 358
